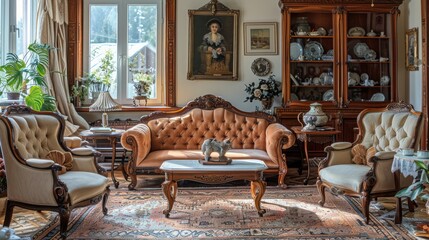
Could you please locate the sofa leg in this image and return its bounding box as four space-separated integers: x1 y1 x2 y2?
277 172 288 189
3 200 14 227
316 179 326 206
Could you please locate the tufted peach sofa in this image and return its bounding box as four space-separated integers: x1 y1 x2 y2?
121 95 296 190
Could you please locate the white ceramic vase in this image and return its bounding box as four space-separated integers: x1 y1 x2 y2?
303 102 329 127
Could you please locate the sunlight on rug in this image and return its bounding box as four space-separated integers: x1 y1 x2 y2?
19 186 415 240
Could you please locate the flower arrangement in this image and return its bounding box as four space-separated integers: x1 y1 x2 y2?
133 72 153 96
244 74 281 102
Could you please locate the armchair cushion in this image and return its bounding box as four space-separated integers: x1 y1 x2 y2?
46 150 73 174
319 164 371 193
59 171 109 205
351 144 376 165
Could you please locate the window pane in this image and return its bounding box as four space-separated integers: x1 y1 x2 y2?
127 4 157 99
0 2 3 64
15 0 36 58
89 5 118 99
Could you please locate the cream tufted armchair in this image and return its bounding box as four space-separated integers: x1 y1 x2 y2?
0 105 110 239
316 102 423 224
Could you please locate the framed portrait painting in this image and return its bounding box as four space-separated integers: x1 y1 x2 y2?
406 27 418 71
243 22 278 55
187 5 239 80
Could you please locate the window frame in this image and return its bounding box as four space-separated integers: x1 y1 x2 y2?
83 0 164 105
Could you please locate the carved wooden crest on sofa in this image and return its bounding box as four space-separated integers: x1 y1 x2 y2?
141 94 276 123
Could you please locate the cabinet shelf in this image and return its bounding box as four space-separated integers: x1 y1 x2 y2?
291 36 333 39
347 36 389 39
292 85 333 88
347 61 390 64
291 60 334 63
348 86 391 88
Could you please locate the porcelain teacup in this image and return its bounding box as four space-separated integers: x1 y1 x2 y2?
398 148 414 156
417 150 429 159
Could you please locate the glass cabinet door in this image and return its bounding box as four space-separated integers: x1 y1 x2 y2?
288 11 336 103
344 12 392 104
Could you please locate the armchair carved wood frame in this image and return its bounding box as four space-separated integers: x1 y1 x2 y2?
0 105 110 239
316 102 423 224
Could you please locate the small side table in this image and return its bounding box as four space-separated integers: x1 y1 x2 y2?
80 129 126 188
391 154 429 224
291 126 341 185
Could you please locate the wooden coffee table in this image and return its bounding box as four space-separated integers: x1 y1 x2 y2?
159 159 268 218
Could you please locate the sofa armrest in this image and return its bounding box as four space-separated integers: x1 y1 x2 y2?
265 123 296 165
121 124 152 161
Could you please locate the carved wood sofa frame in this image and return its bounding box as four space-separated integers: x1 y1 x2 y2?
122 94 296 190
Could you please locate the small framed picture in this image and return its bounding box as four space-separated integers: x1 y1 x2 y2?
406 27 418 71
243 22 278 55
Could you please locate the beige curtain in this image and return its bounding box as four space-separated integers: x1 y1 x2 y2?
36 0 90 133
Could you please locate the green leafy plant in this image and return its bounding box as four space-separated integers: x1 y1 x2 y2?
0 42 56 111
395 160 429 201
89 49 115 93
133 72 153 96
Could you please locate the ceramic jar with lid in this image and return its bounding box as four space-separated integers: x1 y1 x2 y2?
303 102 329 127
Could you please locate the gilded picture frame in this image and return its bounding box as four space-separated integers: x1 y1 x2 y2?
406 27 418 71
187 6 239 80
243 22 278 55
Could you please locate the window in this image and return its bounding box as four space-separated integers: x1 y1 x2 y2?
83 0 164 105
0 0 38 99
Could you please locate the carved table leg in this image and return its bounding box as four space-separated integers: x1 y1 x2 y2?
303 139 310 185
162 180 177 218
111 137 119 189
251 180 267 217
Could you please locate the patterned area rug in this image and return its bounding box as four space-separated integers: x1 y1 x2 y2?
26 186 415 239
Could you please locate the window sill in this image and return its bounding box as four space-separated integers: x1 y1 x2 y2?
75 105 180 112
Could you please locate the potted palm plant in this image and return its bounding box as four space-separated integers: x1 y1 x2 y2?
0 42 56 111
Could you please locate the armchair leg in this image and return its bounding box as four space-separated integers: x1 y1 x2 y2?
277 172 287 189
316 179 326 206
102 186 110 215
59 207 71 239
3 200 14 227
361 195 371 224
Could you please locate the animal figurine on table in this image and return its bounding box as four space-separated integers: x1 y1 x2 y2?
201 138 232 162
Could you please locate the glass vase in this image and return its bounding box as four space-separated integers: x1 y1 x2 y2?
261 98 273 111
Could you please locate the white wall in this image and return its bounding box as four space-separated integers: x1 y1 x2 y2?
401 0 423 111
176 0 282 111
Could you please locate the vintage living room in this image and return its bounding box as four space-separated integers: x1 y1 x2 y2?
0 0 429 239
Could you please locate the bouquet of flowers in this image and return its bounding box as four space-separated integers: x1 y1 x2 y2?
244 75 281 102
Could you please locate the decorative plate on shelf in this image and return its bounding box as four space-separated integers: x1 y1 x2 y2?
290 42 303 60
380 75 390 86
370 93 386 101
304 41 324 60
360 73 369 82
290 74 299 86
353 43 370 58
323 89 334 101
364 49 377 61
348 27 366 36
251 58 271 76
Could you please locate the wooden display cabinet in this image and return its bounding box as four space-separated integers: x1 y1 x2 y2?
276 0 403 144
